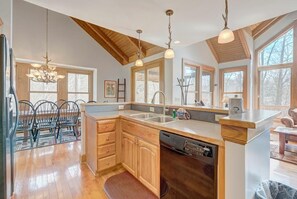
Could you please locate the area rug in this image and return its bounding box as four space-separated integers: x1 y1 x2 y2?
270 132 297 165
104 171 158 199
15 132 81 151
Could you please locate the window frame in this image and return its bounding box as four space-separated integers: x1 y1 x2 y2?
67 70 93 102
219 66 248 108
131 58 164 103
255 21 297 109
182 59 215 106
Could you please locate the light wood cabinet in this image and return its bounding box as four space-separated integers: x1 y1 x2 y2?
86 116 119 175
138 139 160 195
122 132 137 177
121 119 160 197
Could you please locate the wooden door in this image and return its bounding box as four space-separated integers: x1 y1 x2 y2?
137 139 160 197
121 132 137 177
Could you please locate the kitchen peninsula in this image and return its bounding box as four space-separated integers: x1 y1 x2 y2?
80 102 279 199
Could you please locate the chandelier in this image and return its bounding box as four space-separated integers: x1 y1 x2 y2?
26 9 65 83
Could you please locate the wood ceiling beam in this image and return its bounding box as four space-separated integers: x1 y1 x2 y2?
252 16 284 39
88 24 129 64
206 40 220 63
126 36 146 57
72 18 129 65
237 30 251 59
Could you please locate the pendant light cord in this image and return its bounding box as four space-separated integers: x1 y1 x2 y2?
167 14 172 49
138 32 141 59
222 0 228 28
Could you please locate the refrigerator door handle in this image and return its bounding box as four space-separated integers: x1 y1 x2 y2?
10 87 19 134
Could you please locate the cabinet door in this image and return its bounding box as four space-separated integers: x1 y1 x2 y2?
122 132 137 177
138 139 160 196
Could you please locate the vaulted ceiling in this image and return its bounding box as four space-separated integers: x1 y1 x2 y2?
25 0 297 47
206 16 284 63
72 18 165 65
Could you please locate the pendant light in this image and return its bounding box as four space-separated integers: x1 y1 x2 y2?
135 29 144 67
218 0 234 44
164 9 175 59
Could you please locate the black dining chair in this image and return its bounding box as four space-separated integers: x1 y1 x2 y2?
19 100 34 108
55 99 66 107
16 101 35 147
34 101 59 147
75 99 86 105
34 100 49 109
57 101 80 142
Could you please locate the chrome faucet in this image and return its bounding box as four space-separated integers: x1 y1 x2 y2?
151 91 166 115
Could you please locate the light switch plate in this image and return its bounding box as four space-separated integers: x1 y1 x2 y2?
150 107 155 112
215 114 225 122
118 105 124 110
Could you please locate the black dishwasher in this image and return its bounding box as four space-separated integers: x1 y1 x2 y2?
160 130 218 199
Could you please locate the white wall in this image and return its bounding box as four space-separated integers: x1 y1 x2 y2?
0 0 13 44
172 41 219 105
13 0 130 102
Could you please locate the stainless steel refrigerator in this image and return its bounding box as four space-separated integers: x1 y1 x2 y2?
0 34 19 199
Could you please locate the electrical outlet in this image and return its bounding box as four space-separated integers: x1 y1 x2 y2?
215 114 225 122
150 107 155 112
118 105 124 110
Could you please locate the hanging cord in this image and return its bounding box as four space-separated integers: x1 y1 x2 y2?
138 31 141 59
166 13 172 49
222 0 228 28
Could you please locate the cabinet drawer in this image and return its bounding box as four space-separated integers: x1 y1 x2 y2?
97 131 116 146
121 120 159 145
98 143 116 158
97 120 116 133
98 155 116 171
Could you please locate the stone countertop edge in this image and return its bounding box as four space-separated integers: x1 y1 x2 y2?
85 110 224 146
219 110 281 129
80 102 228 114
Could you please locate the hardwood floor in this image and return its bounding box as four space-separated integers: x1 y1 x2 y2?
14 141 297 199
14 141 125 199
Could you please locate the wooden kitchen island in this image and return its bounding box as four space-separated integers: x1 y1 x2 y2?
80 103 279 199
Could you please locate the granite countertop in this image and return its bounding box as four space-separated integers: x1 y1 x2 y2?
219 110 281 129
85 110 223 146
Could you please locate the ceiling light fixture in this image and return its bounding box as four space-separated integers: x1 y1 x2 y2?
26 9 65 83
218 0 234 44
135 29 144 67
164 9 175 59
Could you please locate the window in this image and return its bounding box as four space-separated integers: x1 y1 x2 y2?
182 60 214 106
132 59 164 103
201 71 213 106
257 27 295 113
16 63 94 105
220 66 247 108
29 70 57 104
68 73 90 102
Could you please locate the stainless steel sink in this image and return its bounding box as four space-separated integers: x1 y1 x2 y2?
130 113 158 119
146 116 176 123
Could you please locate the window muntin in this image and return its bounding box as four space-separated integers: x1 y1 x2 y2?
258 28 293 67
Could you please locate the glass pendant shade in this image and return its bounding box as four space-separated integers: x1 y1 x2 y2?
164 48 175 59
31 63 42 68
135 58 143 67
218 27 234 44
